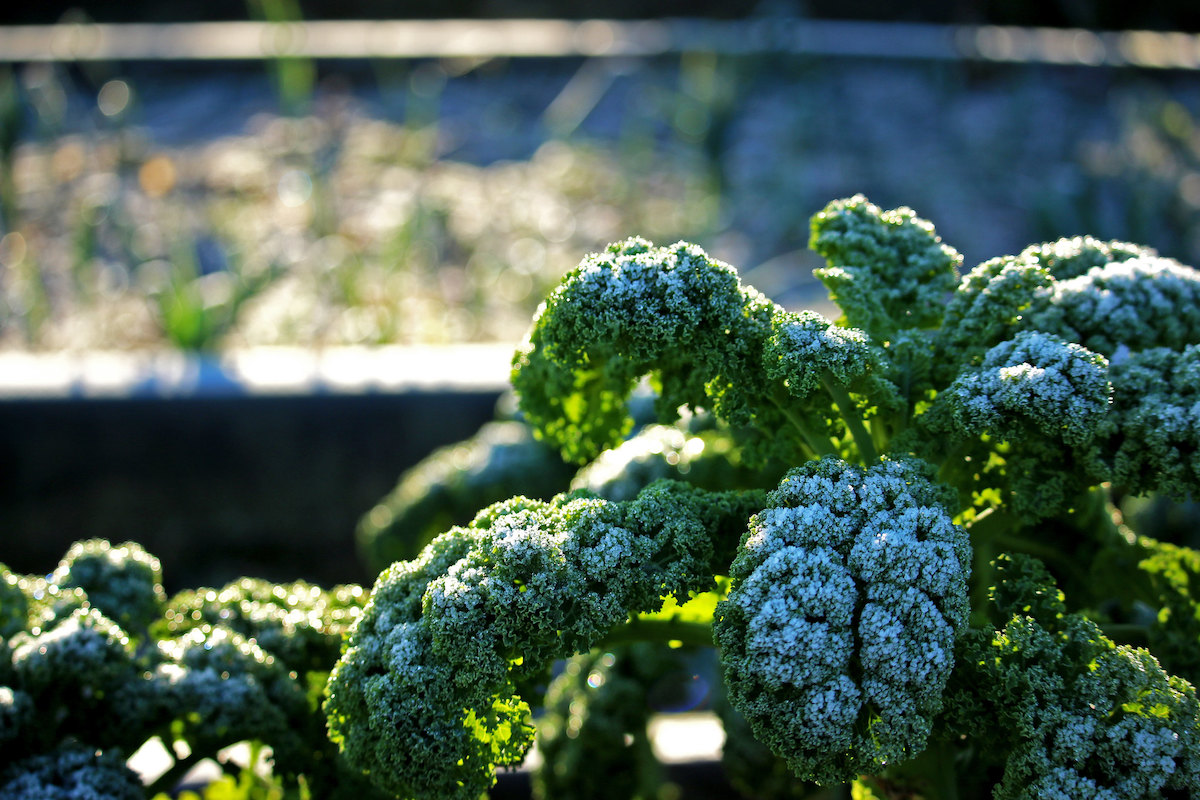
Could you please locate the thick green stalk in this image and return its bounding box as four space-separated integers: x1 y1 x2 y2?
601 616 714 650
768 392 838 458
992 533 1076 570
821 373 879 463
921 740 960 800
869 415 890 460
963 505 1018 542
991 532 1091 590
1070 486 1127 543
935 440 981 488
964 507 1018 627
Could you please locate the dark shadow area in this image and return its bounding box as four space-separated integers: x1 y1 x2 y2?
3 1 1199 31
0 389 501 589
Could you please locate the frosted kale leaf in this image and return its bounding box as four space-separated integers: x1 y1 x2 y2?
713 457 969 784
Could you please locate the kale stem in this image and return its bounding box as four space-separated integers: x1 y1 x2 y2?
601 616 714 649
963 506 1017 540
633 726 665 799
869 414 890 459
964 508 1016 627
967 513 1091 605
969 537 996 628
1073 486 1127 543
935 439 979 488
927 739 960 800
993 533 1074 568
768 392 837 459
992 531 1091 590
821 373 879 463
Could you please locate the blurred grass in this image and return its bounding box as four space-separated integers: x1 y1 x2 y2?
247 0 317 117
2 40 1200 353
0 96 719 351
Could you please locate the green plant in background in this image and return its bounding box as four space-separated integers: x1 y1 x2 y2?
0 67 21 231
357 418 578 573
326 195 1200 799
149 236 277 352
534 642 694 800
358 410 784 575
247 0 316 118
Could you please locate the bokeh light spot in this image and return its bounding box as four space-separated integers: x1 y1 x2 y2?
278 169 313 208
0 232 27 267
139 155 177 198
51 141 85 183
97 80 131 118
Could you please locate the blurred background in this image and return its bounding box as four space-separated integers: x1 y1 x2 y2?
2 1 1200 588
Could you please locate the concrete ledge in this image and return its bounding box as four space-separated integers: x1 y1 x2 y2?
0 343 515 399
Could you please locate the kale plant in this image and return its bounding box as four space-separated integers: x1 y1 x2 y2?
327 194 1200 799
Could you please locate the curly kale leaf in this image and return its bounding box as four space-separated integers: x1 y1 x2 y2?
424 483 760 691
713 457 970 785
916 330 1112 522
1085 344 1200 499
158 625 309 750
326 482 763 800
1133 537 1200 685
809 194 962 338
422 495 653 688
947 554 1200 799
935 255 1057 387
762 310 905 448
763 310 877 397
513 233 912 467
937 244 1199 387
49 539 166 639
0 745 144 800
324 530 533 800
935 330 1111 450
1018 235 1154 280
157 578 366 676
1025 256 1200 356
9 607 154 755
512 237 781 463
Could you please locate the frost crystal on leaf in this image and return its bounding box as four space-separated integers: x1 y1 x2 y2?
714 457 970 785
